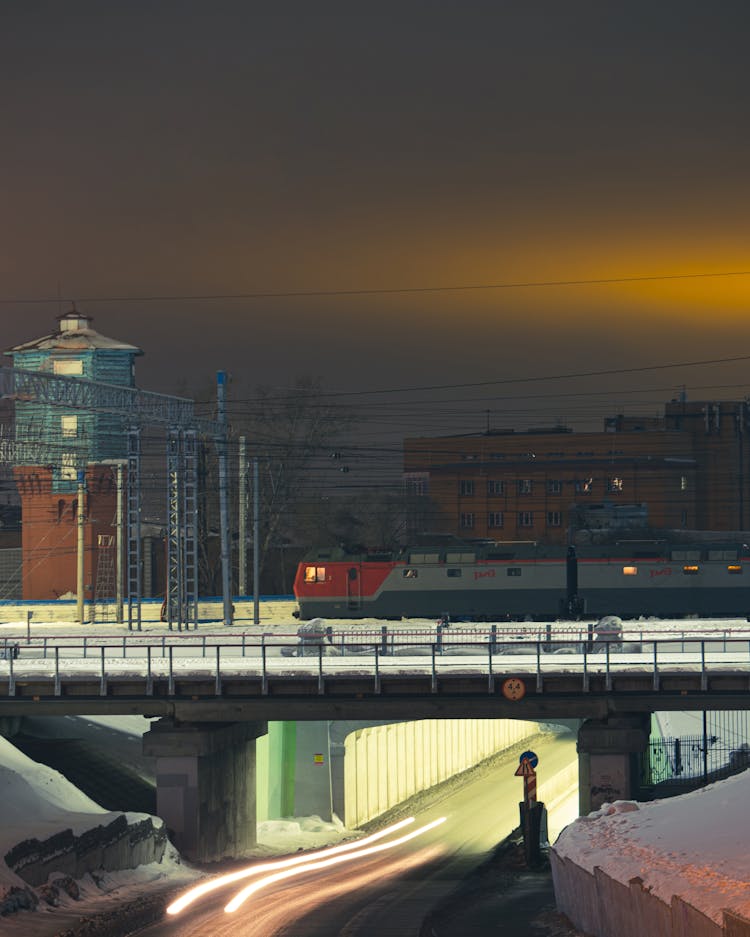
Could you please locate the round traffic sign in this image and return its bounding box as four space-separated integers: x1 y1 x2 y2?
519 749 539 768
501 677 526 700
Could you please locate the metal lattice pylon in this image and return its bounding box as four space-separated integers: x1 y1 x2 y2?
165 428 200 630
92 534 116 624
127 427 142 631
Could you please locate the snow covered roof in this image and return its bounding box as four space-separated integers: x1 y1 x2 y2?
6 310 143 356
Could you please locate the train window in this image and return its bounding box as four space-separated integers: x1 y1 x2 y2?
622 566 638 575
409 552 439 563
672 550 700 562
447 568 462 578
710 550 738 561
446 552 476 563
682 565 700 575
507 567 522 577
304 566 326 583
403 568 419 579
727 565 743 574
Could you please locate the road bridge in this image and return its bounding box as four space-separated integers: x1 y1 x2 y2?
1 630 748 860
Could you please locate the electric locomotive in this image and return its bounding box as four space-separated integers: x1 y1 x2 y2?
293 539 750 620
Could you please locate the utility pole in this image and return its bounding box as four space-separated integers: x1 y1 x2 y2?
253 456 260 625
216 371 233 626
238 436 247 596
76 469 86 624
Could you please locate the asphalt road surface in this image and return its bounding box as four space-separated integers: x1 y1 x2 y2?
137 731 578 937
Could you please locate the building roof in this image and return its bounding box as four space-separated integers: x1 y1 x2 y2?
5 310 143 356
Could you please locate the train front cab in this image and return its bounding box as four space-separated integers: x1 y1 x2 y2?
293 550 398 618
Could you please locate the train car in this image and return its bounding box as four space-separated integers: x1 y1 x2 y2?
293 540 750 620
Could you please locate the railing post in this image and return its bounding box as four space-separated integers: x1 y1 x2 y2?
605 641 612 691
381 625 388 655
261 641 268 695
215 645 222 696
653 641 660 691
431 643 437 693
83 636 88 659
436 624 443 655
318 642 324 695
168 645 174 695
490 624 497 654
374 644 381 694
487 640 494 694
146 645 153 696
582 643 589 692
700 639 707 691
100 646 107 696
54 646 61 696
536 640 543 693
8 652 14 697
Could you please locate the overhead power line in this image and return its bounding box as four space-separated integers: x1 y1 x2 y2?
0 268 748 305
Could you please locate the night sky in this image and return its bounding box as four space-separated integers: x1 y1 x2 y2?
2 2 749 441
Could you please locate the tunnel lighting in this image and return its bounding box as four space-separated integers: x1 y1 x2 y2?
224 817 448 913
166 817 416 915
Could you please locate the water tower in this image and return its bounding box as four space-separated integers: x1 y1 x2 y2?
6 309 143 601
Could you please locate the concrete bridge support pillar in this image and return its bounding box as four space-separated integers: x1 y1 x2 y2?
577 714 650 815
143 719 266 862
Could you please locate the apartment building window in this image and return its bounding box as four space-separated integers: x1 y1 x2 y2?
607 477 624 493
518 511 534 527
459 480 475 496
487 479 505 496
488 511 504 529
547 511 562 527
518 479 533 495
460 512 475 529
575 478 593 494
680 476 688 491
547 479 562 494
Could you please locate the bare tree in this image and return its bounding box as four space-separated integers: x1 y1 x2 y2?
237 377 353 588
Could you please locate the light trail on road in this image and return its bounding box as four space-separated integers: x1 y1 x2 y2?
165 815 446 918
223 817 447 912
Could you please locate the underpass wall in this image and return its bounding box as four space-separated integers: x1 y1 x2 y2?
343 718 540 828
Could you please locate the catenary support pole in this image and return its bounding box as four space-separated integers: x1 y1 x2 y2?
238 436 247 596
253 455 260 625
76 469 86 624
216 371 233 626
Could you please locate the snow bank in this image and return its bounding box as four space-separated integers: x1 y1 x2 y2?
552 771 750 933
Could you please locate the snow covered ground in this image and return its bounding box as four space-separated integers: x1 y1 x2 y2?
553 768 750 925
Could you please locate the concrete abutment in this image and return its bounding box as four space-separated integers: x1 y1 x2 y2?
577 713 650 814
143 718 266 863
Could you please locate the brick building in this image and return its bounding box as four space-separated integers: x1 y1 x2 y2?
403 399 750 544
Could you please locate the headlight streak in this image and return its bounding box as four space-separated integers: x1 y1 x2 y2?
166 817 417 915
224 816 448 914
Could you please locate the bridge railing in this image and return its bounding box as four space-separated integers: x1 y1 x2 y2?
1 633 750 698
